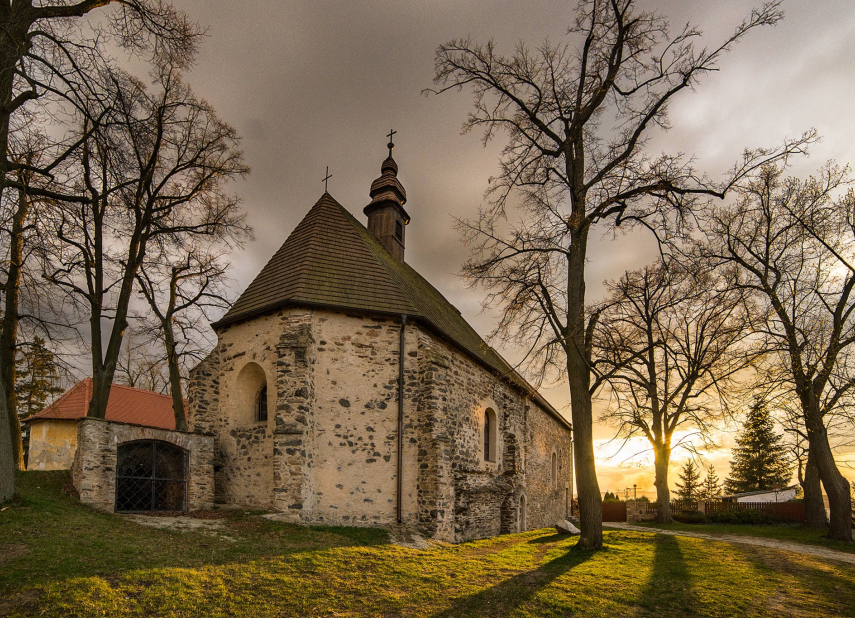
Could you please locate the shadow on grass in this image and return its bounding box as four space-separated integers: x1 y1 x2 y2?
730 542 855 615
636 534 697 615
1 471 391 593
430 544 595 618
526 532 566 544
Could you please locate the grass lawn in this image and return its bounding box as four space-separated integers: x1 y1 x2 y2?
632 521 855 555
1 472 854 617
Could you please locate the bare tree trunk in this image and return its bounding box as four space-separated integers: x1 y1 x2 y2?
803 400 852 542
653 443 673 523
162 321 187 431
2 186 31 470
803 449 828 529
0 14 30 497
0 371 12 502
567 224 602 549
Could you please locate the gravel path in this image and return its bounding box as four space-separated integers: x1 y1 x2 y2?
604 522 855 565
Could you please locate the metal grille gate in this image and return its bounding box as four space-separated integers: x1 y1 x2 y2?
115 440 188 512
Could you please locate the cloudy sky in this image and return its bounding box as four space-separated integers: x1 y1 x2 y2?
164 0 855 496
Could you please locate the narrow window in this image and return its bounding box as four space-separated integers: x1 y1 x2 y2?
256 385 268 422
551 452 558 489
484 411 491 460
395 219 404 242
484 408 497 462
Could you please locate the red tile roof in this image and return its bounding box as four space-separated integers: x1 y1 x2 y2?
22 378 186 430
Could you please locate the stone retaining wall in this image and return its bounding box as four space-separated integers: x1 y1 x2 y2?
71 418 214 512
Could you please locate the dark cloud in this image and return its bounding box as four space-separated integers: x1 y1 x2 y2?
167 0 855 488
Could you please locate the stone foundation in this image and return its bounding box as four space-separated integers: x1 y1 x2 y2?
71 418 214 512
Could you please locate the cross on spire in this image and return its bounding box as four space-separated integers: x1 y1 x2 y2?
387 129 397 156
322 166 332 192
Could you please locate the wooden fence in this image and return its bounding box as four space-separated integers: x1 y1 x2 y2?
602 501 627 522
645 500 805 523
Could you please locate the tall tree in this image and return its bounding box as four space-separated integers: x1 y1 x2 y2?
700 465 722 501
0 0 201 503
429 0 805 548
1 156 40 470
43 66 248 423
136 249 234 431
675 460 702 502
703 162 854 541
725 398 793 494
595 257 750 522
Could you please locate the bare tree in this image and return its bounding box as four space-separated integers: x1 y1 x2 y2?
702 162 854 542
429 0 805 548
136 249 232 431
594 258 750 523
42 66 248 424
114 327 168 393
0 0 201 503
1 153 41 470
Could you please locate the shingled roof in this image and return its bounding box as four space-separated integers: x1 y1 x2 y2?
22 378 185 430
214 193 568 427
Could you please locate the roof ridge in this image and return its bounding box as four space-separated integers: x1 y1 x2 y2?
108 381 177 400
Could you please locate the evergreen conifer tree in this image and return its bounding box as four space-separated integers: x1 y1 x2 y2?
15 337 64 464
700 465 722 500
675 460 702 501
725 398 793 494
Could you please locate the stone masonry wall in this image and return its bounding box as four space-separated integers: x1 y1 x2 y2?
308 312 419 526
414 326 573 542
71 418 214 512
189 307 572 542
190 311 295 509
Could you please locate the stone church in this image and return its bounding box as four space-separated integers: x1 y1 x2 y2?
183 143 573 542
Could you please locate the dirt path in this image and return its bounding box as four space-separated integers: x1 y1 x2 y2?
604 522 855 565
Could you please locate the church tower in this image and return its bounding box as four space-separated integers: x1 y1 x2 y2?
364 134 409 262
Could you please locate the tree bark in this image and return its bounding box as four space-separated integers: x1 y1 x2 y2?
802 449 828 529
653 443 673 523
802 397 852 542
0 371 13 502
0 5 35 495
162 319 187 431
567 224 602 549
1 186 31 470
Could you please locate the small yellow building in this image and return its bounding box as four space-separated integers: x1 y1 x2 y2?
23 378 185 470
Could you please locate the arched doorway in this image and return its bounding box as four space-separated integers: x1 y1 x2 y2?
519 494 526 532
115 440 188 512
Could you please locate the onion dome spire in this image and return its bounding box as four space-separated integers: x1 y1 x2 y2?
364 131 410 262
366 130 408 215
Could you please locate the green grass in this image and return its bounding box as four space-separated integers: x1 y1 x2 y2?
632 521 855 554
1 472 854 617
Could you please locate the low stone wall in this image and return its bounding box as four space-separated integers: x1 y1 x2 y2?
72 418 215 512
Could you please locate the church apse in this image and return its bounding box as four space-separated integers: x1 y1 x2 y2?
187 138 572 540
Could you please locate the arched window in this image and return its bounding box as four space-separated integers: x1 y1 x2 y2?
256 385 268 423
483 407 497 462
519 495 526 532
235 362 267 426
551 451 558 490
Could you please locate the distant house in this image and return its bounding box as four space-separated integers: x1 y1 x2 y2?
721 485 799 503
22 378 185 471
